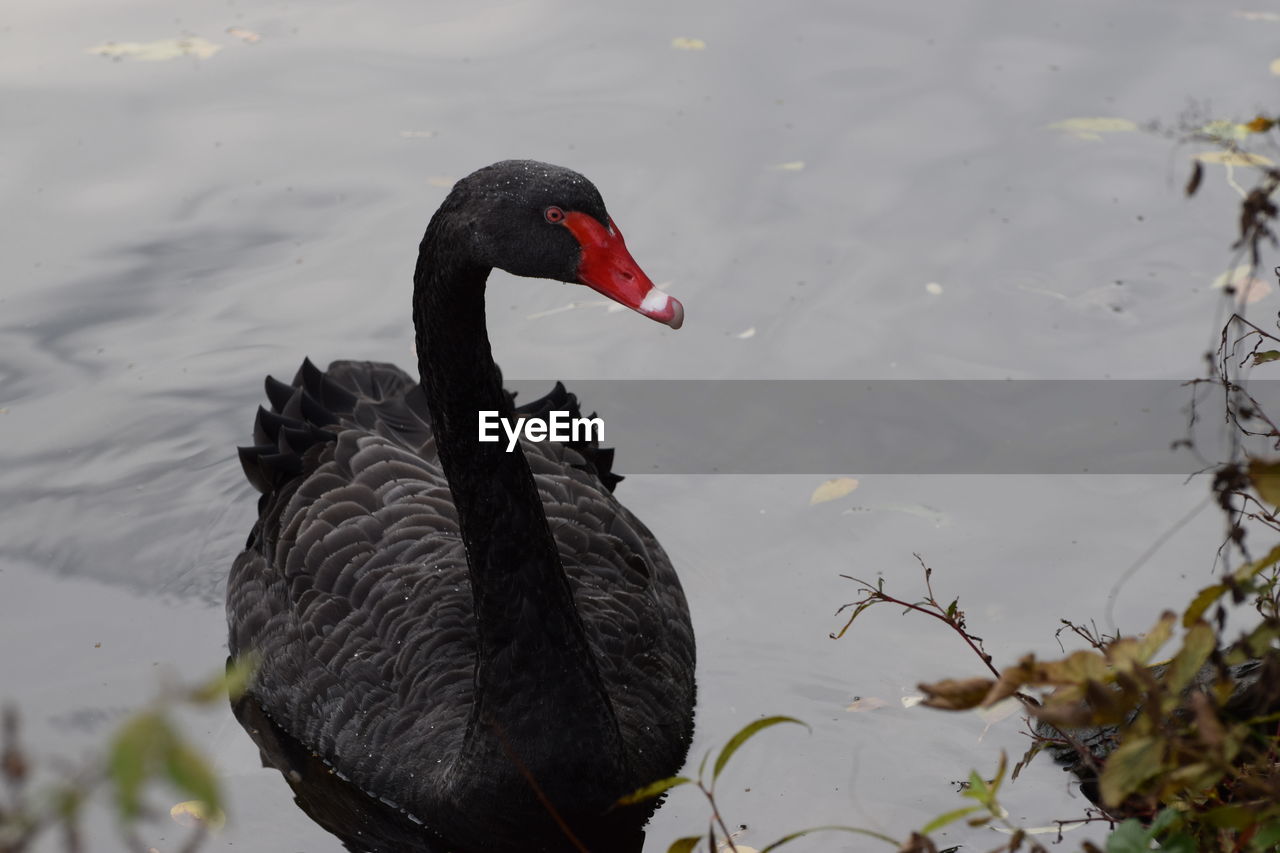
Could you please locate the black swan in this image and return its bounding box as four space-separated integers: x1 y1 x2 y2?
225 161 697 853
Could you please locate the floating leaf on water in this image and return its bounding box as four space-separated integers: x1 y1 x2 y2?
925 282 943 295
1254 349 1280 365
1200 120 1250 143
1047 117 1138 141
846 696 889 712
226 27 260 43
1246 115 1276 133
992 821 1087 835
170 799 226 830
670 37 706 50
1211 265 1272 303
1196 150 1275 167
87 37 222 61
735 326 756 339
842 502 950 527
771 160 805 171
809 477 859 505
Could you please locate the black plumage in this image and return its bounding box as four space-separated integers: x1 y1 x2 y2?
226 161 696 853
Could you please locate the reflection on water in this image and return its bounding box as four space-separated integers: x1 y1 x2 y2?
3 0 1277 849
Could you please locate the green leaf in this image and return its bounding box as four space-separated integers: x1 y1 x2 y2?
1203 804 1260 829
920 805 984 834
989 750 1008 795
759 825 900 851
107 712 173 818
164 740 222 815
616 776 691 806
962 768 992 804
712 716 807 783
187 658 257 704
1158 835 1197 853
1105 818 1153 853
1233 543 1280 583
1099 735 1165 807
1251 822 1280 849
1254 350 1280 365
666 836 703 853
1147 807 1180 835
1183 585 1226 627
1165 622 1215 692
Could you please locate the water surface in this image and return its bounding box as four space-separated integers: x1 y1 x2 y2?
2 1 1276 849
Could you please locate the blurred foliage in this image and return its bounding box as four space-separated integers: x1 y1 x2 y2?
831 110 1280 853
623 716 899 853
0 661 251 853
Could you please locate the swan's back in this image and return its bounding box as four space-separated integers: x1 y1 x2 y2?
226 359 696 840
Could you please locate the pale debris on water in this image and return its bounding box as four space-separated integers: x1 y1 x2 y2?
400 130 438 139
226 27 261 43
1212 265 1273 304
1200 120 1251 143
810 477 859 505
901 695 924 708
1272 57 1280 75
735 326 756 339
925 281 943 295
170 800 225 830
1235 10 1280 21
671 36 707 50
425 176 455 188
846 696 889 712
87 37 221 61
1047 117 1138 141
1195 149 1275 168
771 160 805 171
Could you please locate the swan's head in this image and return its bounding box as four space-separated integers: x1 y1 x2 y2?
446 160 684 329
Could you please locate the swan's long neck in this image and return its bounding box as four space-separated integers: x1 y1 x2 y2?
412 220 627 798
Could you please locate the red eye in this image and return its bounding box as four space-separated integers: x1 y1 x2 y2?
544 206 565 224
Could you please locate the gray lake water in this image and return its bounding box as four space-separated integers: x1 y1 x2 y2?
3 1 1277 850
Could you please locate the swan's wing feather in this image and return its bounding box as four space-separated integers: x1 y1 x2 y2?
529 441 697 779
228 359 695 814
229 362 478 812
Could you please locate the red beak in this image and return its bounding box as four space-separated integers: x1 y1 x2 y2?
563 211 684 329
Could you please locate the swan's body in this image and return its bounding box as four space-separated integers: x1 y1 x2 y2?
226 161 696 852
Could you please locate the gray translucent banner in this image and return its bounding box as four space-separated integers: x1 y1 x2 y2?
502 379 1270 475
